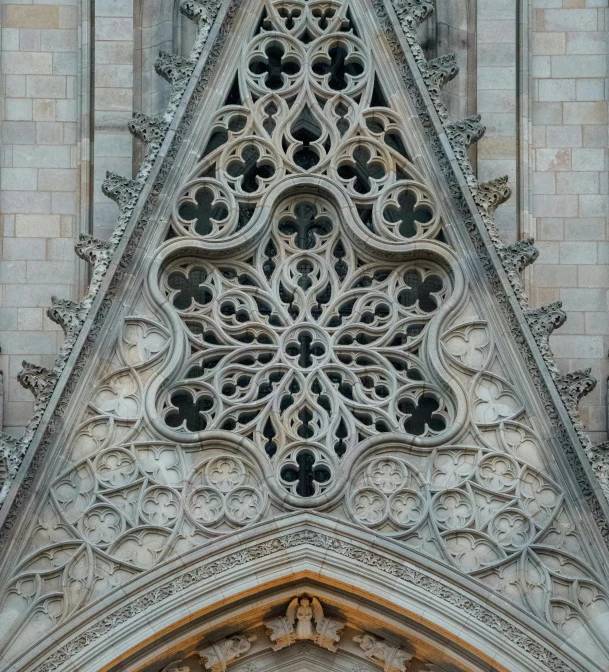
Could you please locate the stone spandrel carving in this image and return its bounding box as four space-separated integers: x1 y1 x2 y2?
199 634 256 672
265 596 344 651
353 633 412 672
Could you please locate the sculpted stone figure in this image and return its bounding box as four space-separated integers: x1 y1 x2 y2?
265 595 344 651
199 634 256 672
161 663 191 672
353 633 412 672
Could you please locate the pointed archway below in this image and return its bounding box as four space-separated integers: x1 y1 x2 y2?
3 516 600 672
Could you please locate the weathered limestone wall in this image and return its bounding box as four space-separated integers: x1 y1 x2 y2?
0 0 608 443
528 1 609 442
475 0 519 243
93 0 134 241
0 0 80 435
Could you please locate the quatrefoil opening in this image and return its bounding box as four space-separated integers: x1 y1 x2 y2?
279 447 332 497
177 185 230 236
249 39 302 92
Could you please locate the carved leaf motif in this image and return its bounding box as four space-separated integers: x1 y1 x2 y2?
352 489 387 525
518 468 560 529
140 486 181 526
109 528 171 569
487 509 535 550
92 370 140 419
80 505 125 546
121 319 169 366
432 489 474 530
475 453 519 493
94 448 139 488
134 445 183 486
188 488 224 525
52 463 96 524
389 489 426 527
429 449 477 489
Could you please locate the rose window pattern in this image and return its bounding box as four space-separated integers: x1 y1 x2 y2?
155 0 457 499
160 194 453 493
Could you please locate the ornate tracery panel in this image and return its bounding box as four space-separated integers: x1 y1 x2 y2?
2 0 609 667
153 0 462 500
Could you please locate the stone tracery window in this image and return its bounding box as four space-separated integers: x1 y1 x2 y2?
157 0 454 499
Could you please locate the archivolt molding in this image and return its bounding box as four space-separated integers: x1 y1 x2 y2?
1 520 600 672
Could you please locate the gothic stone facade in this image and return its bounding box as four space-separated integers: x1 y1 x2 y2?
0 2 608 672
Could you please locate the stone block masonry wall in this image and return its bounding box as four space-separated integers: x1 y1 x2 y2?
93 0 134 241
0 1 80 436
476 0 518 244
528 1 609 442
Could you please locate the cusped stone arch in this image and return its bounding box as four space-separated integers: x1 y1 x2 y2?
1 516 598 672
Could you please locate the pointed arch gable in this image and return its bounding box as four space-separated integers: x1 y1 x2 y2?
1 2 609 672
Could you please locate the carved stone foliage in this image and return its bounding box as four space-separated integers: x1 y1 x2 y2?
265 595 344 651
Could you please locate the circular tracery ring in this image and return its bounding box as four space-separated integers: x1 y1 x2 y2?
146 179 469 508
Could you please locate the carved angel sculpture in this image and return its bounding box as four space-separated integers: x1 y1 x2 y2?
265 595 344 652
353 633 412 672
199 634 256 672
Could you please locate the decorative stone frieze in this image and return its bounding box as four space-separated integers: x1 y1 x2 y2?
155 51 194 84
199 634 256 672
47 296 90 362
265 596 344 652
588 442 609 499
444 115 485 187
353 633 412 672
101 171 141 214
0 433 22 498
472 176 511 248
180 0 213 60
500 238 539 275
555 369 597 416
75 233 111 265
155 51 195 122
497 238 539 307
75 233 112 301
47 297 87 339
17 362 58 402
128 112 168 156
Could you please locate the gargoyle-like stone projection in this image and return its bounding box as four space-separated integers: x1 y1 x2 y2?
1 0 609 671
